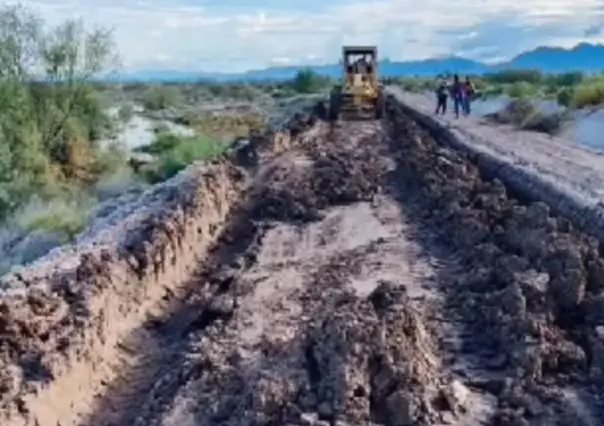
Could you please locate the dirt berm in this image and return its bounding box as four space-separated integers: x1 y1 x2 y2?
2 99 604 426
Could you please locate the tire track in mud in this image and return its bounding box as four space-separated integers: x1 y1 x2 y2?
77 121 386 425
79 104 604 426
80 120 480 426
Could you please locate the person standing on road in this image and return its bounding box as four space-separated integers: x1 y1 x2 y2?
450 74 463 118
462 76 475 116
435 77 448 115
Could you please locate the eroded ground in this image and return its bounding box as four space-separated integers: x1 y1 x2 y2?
3 103 604 426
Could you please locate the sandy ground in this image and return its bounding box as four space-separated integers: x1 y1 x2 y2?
387 88 604 204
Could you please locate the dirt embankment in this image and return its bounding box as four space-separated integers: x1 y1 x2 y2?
3 97 604 426
387 99 604 425
0 113 318 426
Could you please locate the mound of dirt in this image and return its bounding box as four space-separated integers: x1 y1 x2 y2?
484 99 568 135
303 281 442 426
251 134 386 223
485 99 537 126
388 100 604 425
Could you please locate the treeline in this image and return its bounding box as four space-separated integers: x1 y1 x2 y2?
119 68 332 112
156 67 604 110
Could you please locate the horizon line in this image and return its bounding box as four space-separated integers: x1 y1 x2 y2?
113 41 603 76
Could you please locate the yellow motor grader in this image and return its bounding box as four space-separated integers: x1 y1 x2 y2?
328 46 386 121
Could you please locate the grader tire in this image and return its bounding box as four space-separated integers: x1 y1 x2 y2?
329 92 341 122
375 91 386 119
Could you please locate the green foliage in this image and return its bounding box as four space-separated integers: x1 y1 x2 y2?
506 81 538 99
483 69 544 84
117 103 134 122
137 131 180 155
136 131 228 182
556 87 574 107
204 83 260 101
481 85 505 98
571 81 604 108
141 85 183 110
417 68 604 108
549 72 584 87
290 68 331 93
16 196 94 242
397 77 432 92
477 69 602 107
0 3 119 223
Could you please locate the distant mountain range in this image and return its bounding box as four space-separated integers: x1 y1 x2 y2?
109 43 604 83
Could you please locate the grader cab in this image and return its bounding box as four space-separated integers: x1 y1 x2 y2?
328 46 385 121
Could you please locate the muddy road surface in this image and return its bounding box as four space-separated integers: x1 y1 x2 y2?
6 102 604 426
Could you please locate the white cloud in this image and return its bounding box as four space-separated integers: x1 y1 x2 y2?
9 0 604 72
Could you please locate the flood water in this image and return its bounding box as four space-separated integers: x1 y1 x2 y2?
470 95 604 152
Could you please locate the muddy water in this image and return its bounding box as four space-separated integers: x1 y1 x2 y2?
470 95 604 151
566 108 604 151
103 105 195 150
0 108 198 275
104 113 195 150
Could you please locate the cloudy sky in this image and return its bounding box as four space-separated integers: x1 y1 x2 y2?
12 0 604 72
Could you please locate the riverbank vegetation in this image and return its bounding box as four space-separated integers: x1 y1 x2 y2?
0 5 266 239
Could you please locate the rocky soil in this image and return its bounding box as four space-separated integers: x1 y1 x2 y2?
1 97 604 426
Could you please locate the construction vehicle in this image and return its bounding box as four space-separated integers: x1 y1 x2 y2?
328 46 386 121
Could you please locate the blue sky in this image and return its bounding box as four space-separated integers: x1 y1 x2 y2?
15 0 604 72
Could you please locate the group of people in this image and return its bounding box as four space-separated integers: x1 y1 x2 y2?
435 74 475 118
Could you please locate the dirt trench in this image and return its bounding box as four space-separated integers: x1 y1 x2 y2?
3 102 604 426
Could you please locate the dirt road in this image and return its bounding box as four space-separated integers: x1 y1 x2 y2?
3 102 604 426
81 114 604 425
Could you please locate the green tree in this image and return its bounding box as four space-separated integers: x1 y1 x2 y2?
552 72 584 87
556 87 574 107
291 68 329 93
485 69 544 84
0 3 118 220
141 85 183 110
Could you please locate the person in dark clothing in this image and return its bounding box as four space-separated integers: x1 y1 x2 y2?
450 74 462 118
435 78 448 115
462 76 475 115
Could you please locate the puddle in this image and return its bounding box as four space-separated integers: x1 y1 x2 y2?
102 107 196 150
